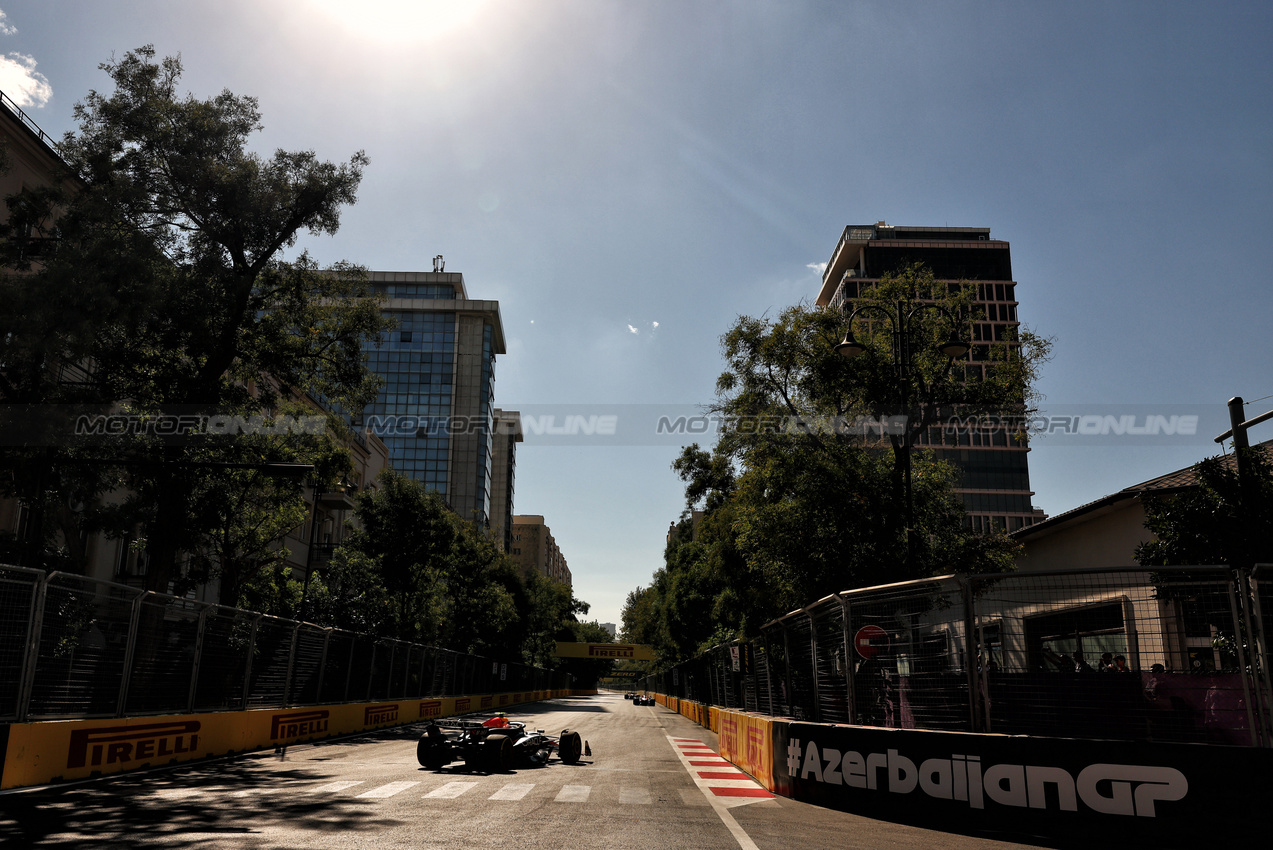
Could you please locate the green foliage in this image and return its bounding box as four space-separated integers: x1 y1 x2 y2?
0 46 389 591
318 469 596 666
632 264 1047 652
1136 446 1273 569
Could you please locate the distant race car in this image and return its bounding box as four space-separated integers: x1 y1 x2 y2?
624 692 636 700
416 714 584 772
632 694 655 706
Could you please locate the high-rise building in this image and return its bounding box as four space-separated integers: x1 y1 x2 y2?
816 222 1043 533
363 267 505 526
489 409 523 551
509 515 572 586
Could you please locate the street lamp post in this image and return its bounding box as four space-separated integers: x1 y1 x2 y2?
834 300 969 571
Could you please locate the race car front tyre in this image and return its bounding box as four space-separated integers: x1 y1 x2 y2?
558 731 583 764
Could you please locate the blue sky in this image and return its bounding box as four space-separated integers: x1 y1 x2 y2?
3 1 1271 628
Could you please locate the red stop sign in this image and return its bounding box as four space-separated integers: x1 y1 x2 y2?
854 625 889 660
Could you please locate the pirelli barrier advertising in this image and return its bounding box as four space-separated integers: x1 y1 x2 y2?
772 722 1273 843
0 689 578 790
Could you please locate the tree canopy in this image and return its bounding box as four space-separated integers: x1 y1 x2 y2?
304 470 606 674
1136 445 1273 569
624 264 1050 657
0 46 388 598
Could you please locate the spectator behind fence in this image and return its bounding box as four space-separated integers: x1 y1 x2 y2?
1072 647 1095 673
1099 652 1115 672
1113 654 1131 673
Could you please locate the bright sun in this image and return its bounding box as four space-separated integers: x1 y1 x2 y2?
309 0 491 44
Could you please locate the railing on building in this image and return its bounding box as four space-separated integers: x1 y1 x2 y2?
0 565 570 722
0 87 65 155
635 565 1273 748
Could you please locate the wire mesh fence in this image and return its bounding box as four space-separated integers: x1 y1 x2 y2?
0 564 570 722
637 565 1273 747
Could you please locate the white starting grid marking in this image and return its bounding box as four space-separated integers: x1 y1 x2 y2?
148 772 759 809
424 781 479 799
307 780 365 794
487 783 535 801
356 780 420 799
554 784 591 803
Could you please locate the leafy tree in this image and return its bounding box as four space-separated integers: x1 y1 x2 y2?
639 263 1050 648
1136 446 1273 569
0 46 389 594
333 470 458 644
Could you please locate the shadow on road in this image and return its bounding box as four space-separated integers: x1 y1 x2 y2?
0 760 404 850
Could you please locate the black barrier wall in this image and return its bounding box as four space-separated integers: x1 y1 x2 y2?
772 721 1272 844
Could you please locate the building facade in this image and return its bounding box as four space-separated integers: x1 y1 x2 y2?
817 222 1042 532
509 514 572 586
488 409 522 551
363 268 505 527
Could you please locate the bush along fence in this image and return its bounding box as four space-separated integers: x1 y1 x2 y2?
637 565 1273 844
0 564 579 789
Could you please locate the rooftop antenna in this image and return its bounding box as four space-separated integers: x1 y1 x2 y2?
433 254 445 272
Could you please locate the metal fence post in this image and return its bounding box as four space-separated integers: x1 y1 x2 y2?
1238 567 1272 746
808 613 821 723
315 628 331 703
1248 565 1273 747
960 577 983 733
781 626 794 717
186 603 210 713
16 570 49 723
241 613 262 711
115 590 146 717
1227 574 1262 746
762 634 775 716
839 596 856 725
281 621 300 707
364 642 377 701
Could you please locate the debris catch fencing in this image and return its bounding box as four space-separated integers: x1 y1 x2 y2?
637 565 1273 747
0 565 569 722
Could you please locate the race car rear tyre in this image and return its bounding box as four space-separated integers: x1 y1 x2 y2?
558 731 583 764
417 735 445 770
484 734 512 772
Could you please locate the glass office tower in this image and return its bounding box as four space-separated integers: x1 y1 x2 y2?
363 270 505 526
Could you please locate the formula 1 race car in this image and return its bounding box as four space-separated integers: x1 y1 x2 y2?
632 693 655 706
416 714 584 772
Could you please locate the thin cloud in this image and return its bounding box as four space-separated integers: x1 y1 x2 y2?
651 321 659 329
0 11 16 36
807 262 827 274
0 52 52 108
627 324 638 334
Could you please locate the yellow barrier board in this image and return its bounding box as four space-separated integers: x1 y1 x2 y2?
718 709 774 791
0 688 580 790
